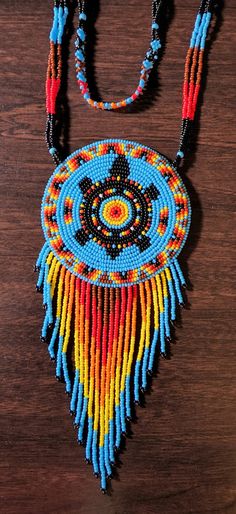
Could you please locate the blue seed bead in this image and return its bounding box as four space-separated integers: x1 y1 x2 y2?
143 59 153 70
50 7 58 43
79 13 87 21
78 71 86 81
75 49 84 61
151 40 161 52
77 28 85 41
49 147 57 155
152 22 159 30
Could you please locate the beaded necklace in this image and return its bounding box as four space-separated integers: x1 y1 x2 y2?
36 0 215 492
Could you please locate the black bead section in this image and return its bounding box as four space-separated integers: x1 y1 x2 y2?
75 228 90 246
161 352 167 359
109 155 130 179
106 246 123 259
135 235 151 252
79 176 93 194
144 183 159 200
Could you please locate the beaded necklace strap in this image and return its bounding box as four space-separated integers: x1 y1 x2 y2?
45 0 215 165
75 0 163 110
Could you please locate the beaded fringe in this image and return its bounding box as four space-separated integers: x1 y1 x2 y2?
35 242 186 491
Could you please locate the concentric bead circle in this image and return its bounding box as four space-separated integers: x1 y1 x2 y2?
42 139 191 286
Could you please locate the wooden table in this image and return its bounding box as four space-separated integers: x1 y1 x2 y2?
1 1 235 513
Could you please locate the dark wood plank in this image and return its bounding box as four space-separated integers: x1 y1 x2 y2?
0 1 235 513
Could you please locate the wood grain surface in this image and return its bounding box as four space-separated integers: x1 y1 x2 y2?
0 1 235 513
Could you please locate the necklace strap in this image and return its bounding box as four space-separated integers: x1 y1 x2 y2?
175 0 214 165
45 0 215 166
75 1 163 110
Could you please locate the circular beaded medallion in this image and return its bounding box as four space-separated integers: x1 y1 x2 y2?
42 139 191 286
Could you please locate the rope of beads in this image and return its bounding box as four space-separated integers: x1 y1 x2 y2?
75 0 163 110
175 0 214 165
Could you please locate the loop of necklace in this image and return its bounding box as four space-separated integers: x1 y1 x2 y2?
75 0 162 110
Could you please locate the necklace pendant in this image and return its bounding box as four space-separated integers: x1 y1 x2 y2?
36 139 191 490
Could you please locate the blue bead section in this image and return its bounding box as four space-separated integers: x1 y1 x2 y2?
120 391 126 434
170 262 183 305
142 347 150 390
86 417 93 461
167 275 176 321
160 311 165 354
70 369 79 413
104 434 112 476
75 383 84 425
92 430 99 475
134 361 141 402
148 329 159 372
174 259 186 286
78 397 88 441
56 335 63 379
115 405 121 449
43 262 49 307
164 296 170 339
48 317 60 359
62 352 71 394
35 242 49 269
57 6 68 44
50 7 58 43
99 447 106 490
195 13 208 50
200 13 211 50
36 248 50 289
42 311 49 340
125 375 131 419
190 13 201 48
109 419 115 463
